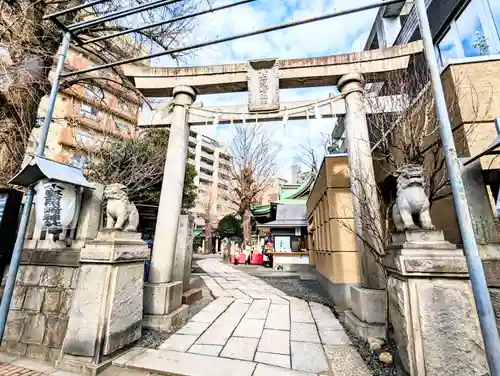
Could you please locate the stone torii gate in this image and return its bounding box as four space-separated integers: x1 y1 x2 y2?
125 41 423 330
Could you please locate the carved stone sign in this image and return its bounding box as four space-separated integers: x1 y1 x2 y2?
247 58 279 112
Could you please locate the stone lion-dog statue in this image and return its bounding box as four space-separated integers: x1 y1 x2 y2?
104 183 139 232
392 164 435 232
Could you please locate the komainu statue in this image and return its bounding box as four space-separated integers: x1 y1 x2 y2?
392 164 435 232
104 183 139 232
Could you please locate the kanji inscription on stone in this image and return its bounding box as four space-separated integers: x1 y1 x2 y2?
42 182 64 230
247 58 279 112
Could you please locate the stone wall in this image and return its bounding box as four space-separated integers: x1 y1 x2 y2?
0 183 103 364
1 263 79 363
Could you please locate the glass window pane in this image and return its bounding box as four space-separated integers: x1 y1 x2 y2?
489 0 500 40
438 29 460 66
456 2 490 56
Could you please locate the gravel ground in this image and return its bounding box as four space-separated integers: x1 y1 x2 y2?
137 282 214 349
258 275 396 376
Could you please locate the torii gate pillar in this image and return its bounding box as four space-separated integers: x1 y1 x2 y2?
144 85 196 330
338 73 387 339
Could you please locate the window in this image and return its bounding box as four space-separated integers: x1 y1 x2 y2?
71 154 89 168
436 0 500 67
36 117 45 128
113 117 130 133
85 86 104 100
76 129 92 139
437 28 461 66
456 2 488 57
79 103 100 119
117 100 131 113
490 0 500 36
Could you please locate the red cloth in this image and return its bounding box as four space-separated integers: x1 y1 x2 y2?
238 254 247 263
250 253 264 265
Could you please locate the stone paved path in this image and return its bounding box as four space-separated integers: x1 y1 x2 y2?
117 259 371 376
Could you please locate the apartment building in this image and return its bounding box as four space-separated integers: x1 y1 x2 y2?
187 130 234 226
364 0 499 65
28 46 142 166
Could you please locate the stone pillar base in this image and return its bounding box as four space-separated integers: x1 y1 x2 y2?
143 304 189 331
56 352 117 376
182 288 203 305
345 286 387 340
59 231 150 372
384 230 488 376
143 281 185 331
344 310 385 339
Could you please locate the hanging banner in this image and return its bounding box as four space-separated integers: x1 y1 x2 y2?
34 179 79 233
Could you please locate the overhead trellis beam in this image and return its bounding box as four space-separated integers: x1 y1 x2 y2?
43 0 112 19
80 0 257 46
68 0 185 32
59 0 406 78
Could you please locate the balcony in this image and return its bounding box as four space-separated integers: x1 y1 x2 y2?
200 161 214 171
219 162 231 171
199 172 213 181
201 151 215 161
218 182 229 191
201 143 215 154
220 152 231 161
199 177 211 186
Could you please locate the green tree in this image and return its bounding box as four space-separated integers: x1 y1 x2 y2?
87 129 197 210
217 214 242 239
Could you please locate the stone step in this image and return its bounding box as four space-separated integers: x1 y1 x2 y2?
182 288 203 305
114 348 320 376
114 348 256 376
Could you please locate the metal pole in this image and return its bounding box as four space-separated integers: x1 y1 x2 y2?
37 32 72 156
0 32 72 342
62 0 405 77
415 0 500 374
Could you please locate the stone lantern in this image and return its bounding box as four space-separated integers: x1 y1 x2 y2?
10 154 93 241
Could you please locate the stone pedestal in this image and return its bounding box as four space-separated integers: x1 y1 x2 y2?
58 231 150 375
344 287 386 340
383 230 488 376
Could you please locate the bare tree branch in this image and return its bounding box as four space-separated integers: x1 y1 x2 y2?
226 123 280 244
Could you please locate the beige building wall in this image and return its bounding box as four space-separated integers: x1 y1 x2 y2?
307 154 360 310
373 59 500 245
257 177 287 205
187 132 233 226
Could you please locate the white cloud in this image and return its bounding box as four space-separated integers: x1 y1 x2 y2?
141 0 378 180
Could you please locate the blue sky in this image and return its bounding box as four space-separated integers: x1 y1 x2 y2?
141 0 378 181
